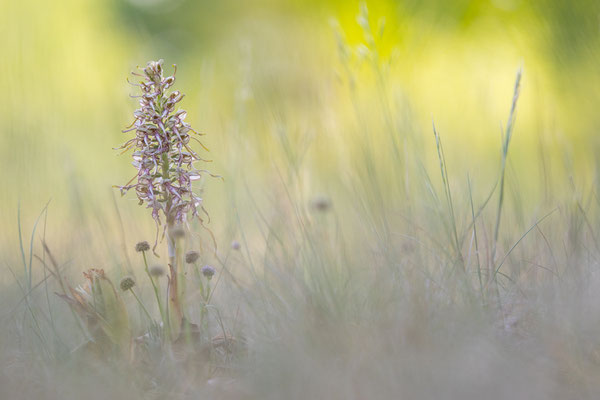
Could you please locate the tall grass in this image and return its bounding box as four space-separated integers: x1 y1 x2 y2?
2 3 600 400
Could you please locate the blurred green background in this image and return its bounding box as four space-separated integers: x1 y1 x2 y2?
1 0 599 271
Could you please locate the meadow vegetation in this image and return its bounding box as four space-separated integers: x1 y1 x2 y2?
2 1 600 399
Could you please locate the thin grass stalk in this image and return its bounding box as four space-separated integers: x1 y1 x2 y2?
129 288 154 323
433 122 464 270
5 264 50 357
42 242 90 340
17 202 28 291
491 68 522 265
468 176 485 301
142 251 166 326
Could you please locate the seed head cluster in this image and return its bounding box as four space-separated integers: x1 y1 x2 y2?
117 60 209 228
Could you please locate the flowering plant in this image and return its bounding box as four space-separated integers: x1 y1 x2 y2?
116 60 212 249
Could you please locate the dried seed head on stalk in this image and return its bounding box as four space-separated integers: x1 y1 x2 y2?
135 241 150 252
185 250 200 264
116 60 215 249
120 276 136 291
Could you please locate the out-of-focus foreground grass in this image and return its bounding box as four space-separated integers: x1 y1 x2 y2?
1 0 600 398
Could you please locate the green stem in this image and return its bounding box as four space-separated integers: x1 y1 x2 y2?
176 237 185 304
130 288 153 323
142 251 165 326
195 264 205 297
200 281 210 328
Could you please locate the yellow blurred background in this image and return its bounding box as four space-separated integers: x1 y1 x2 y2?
1 0 599 270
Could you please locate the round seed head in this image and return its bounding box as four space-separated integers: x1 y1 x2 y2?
201 265 216 279
310 195 332 212
135 241 150 252
120 276 136 291
185 250 200 264
231 240 241 251
149 264 166 277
